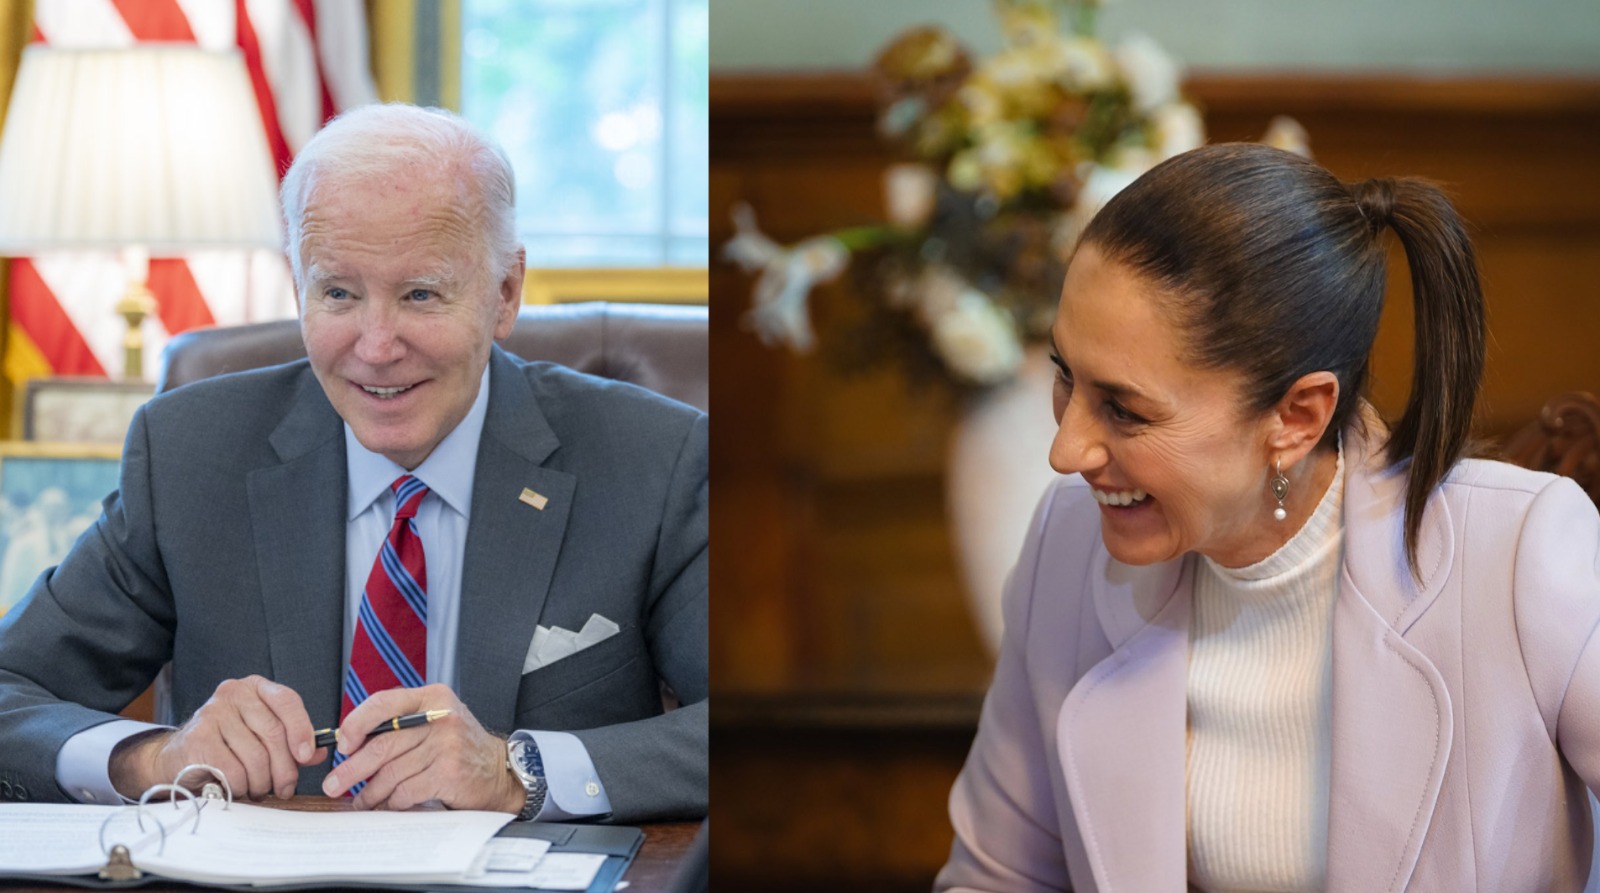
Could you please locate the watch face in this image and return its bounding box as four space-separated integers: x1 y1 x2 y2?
511 740 541 778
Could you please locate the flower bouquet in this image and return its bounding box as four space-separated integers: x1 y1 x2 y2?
725 0 1305 391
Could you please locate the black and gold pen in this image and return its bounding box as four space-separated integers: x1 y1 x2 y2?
312 708 452 749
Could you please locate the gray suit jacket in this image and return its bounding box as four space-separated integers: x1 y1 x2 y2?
0 347 708 823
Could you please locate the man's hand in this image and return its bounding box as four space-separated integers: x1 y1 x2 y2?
109 676 324 801
322 684 524 814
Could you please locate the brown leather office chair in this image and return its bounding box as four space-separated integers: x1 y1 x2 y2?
1502 391 1600 505
156 301 708 413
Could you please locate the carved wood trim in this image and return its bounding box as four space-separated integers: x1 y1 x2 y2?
1503 391 1600 504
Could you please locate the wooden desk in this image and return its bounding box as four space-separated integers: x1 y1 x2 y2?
610 820 701 892
0 797 700 893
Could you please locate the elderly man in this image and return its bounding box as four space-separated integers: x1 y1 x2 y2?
0 104 707 824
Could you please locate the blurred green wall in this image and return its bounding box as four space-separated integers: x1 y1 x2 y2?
711 0 1600 72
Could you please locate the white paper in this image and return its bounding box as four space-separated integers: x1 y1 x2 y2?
137 802 508 886
0 803 186 873
456 840 607 890
0 802 572 888
527 852 608 891
458 838 555 887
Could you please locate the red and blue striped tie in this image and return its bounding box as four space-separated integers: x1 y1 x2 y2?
335 475 429 783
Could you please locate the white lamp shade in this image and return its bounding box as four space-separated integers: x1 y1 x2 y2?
0 45 283 255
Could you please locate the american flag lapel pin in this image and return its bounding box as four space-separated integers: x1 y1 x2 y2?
519 487 549 510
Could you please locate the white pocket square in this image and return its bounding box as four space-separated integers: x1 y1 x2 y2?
523 614 620 673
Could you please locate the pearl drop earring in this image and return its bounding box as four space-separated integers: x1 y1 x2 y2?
1270 459 1290 522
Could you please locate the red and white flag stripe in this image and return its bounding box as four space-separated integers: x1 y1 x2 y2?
6 0 375 381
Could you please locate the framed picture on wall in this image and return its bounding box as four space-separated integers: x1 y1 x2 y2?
20 377 155 445
0 442 121 616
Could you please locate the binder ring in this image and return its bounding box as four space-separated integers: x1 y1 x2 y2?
98 785 193 857
138 784 202 837
97 807 165 857
173 763 234 809
95 763 235 867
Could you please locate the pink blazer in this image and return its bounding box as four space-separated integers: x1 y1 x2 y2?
937 431 1600 892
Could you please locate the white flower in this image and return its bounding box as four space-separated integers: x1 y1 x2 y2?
722 204 848 352
884 163 940 228
1108 145 1158 174
957 80 1003 126
931 291 1025 385
979 46 1042 91
1054 36 1115 91
1262 115 1312 157
889 263 967 321
1150 101 1205 159
945 122 1037 200
947 149 985 192
1053 162 1145 255
879 95 928 140
1042 99 1218 259
721 203 782 270
1115 32 1181 112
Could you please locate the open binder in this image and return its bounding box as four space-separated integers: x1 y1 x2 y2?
0 765 642 892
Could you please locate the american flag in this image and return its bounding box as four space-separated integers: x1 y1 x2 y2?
3 0 376 385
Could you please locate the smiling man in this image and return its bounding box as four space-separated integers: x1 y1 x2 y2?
0 104 707 824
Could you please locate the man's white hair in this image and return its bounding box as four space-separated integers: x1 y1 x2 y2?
280 103 519 285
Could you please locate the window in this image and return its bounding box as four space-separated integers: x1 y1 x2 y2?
461 0 708 268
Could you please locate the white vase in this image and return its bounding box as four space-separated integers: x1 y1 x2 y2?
947 345 1063 656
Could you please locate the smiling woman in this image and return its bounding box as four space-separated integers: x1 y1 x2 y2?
938 143 1600 892
1046 242 1341 570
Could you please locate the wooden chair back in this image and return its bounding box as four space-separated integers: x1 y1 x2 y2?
1501 391 1600 505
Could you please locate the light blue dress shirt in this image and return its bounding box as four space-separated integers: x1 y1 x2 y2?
59 366 610 820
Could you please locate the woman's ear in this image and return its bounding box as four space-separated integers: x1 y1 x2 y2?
1267 371 1340 467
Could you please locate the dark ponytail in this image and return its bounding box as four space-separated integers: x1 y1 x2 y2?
1080 144 1485 577
1352 177 1486 571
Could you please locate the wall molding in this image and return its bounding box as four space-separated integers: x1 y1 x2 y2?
713 70 1600 126
711 70 1600 228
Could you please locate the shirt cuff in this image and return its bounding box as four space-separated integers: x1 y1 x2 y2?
512 730 611 821
56 719 169 805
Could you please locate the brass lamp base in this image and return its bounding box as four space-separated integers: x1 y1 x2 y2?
115 282 156 381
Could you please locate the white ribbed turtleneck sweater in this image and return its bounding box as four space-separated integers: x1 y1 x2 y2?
1186 448 1345 893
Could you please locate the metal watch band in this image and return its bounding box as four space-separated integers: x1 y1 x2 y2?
507 738 547 822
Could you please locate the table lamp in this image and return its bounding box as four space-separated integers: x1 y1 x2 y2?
0 45 283 379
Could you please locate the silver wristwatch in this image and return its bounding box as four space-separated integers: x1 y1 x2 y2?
506 738 548 821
